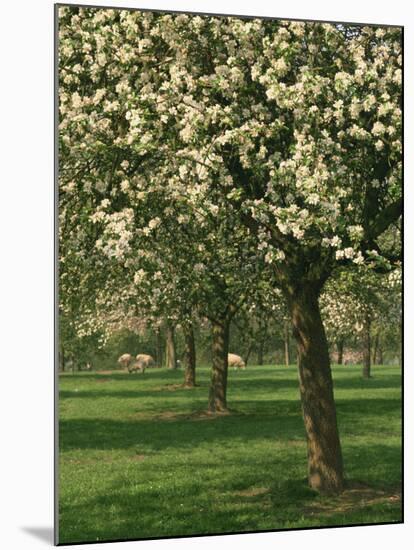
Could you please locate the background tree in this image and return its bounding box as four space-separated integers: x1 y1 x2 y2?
322 266 402 376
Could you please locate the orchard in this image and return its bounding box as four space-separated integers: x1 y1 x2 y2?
57 6 402 543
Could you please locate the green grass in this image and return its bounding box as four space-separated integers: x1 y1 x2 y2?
58 364 402 544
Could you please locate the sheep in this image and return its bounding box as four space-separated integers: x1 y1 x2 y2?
228 353 246 370
128 361 146 374
118 353 134 370
134 353 155 371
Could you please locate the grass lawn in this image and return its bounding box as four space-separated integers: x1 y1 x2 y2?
58 364 402 544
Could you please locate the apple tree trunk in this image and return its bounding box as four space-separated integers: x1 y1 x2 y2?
166 324 177 369
362 315 372 379
336 338 344 365
284 320 291 367
156 327 163 368
183 322 196 387
288 286 344 494
208 318 230 413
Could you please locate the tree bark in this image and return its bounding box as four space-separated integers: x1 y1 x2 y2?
362 315 371 379
183 322 196 387
208 318 230 413
336 338 344 365
156 327 163 368
284 320 290 367
372 331 379 365
166 324 177 369
288 286 344 495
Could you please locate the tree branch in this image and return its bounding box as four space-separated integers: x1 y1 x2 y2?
367 197 402 240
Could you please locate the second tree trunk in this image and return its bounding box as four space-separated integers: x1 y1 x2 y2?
337 338 344 365
362 315 371 378
183 323 196 387
208 319 230 413
284 319 291 367
166 324 177 369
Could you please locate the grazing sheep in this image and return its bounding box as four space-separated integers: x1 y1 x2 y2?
228 353 246 370
118 353 134 370
135 354 155 370
128 361 146 374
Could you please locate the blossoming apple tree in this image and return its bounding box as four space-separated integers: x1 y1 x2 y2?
58 7 402 494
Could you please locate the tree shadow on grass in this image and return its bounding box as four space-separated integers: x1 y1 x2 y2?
59 369 183 382
59 396 401 456
335 397 401 437
336 396 401 413
342 443 402 490
268 476 401 526
59 388 206 400
59 399 305 453
333 375 401 391
228 377 299 393
59 369 401 402
59 377 300 401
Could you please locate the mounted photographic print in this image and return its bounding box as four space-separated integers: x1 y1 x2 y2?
56 2 403 545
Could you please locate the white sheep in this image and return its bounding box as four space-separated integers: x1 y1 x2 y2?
228 353 246 370
118 353 134 370
128 361 146 374
127 354 154 374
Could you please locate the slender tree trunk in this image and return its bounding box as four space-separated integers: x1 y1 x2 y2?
288 287 344 495
208 319 230 413
336 338 344 365
166 324 176 369
183 323 196 387
284 320 290 367
244 341 254 366
377 346 383 365
156 327 163 368
372 331 379 365
362 315 371 379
